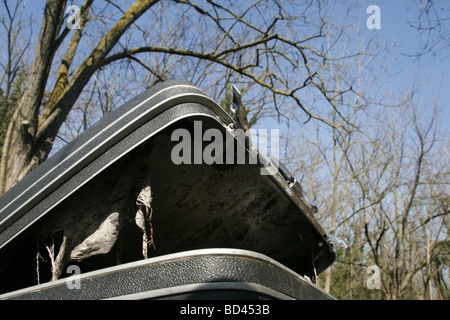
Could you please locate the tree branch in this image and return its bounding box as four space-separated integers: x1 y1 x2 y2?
94 45 342 129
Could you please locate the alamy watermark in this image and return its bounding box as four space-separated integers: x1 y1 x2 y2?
366 5 381 29
366 265 381 290
170 121 280 176
66 5 82 30
66 265 81 290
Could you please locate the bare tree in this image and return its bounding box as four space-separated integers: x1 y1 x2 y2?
408 0 450 59
0 0 378 194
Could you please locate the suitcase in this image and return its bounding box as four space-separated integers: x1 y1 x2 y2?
0 81 336 300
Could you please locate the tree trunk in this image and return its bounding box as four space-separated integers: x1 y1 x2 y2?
0 0 66 193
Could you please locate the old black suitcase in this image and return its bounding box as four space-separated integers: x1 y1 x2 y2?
0 81 336 300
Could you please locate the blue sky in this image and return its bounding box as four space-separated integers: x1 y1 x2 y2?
372 1 449 125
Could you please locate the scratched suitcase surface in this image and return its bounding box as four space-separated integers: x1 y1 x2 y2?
0 81 336 300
